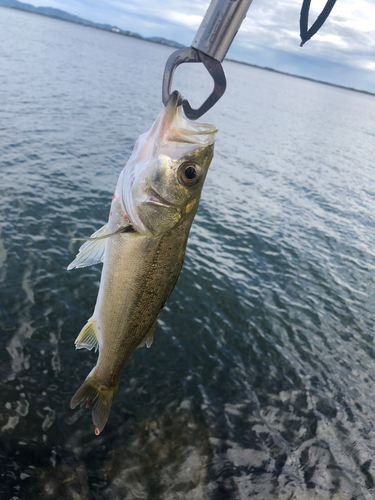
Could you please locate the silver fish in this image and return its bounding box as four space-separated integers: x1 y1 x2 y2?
68 92 217 434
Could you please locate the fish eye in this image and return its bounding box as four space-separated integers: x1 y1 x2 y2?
179 162 202 186
185 166 196 180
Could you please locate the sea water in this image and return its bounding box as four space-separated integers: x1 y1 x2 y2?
1 6 375 499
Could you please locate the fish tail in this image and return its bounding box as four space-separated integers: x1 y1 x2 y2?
70 374 119 435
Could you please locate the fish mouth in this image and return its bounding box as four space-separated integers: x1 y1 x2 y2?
161 91 217 147
146 185 175 208
121 181 176 237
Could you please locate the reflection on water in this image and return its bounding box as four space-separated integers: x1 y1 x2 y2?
1 6 375 500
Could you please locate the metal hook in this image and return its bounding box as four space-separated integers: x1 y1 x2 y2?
162 47 226 121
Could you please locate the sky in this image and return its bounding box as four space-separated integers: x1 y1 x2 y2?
30 0 375 93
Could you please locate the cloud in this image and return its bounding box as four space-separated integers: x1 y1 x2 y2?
29 0 375 92
163 11 202 30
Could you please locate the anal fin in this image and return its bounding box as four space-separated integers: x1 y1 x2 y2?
75 318 99 352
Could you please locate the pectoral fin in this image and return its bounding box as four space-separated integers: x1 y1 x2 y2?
67 224 108 270
137 318 158 349
75 318 99 352
67 224 136 270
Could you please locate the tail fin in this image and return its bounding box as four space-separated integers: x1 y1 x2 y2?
70 375 119 435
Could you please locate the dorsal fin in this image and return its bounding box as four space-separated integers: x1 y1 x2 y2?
75 318 99 352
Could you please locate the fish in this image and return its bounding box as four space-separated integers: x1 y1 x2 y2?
67 92 217 435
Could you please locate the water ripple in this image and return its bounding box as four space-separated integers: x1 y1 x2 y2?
1 6 375 499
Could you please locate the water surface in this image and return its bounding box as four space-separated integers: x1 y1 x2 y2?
1 6 375 499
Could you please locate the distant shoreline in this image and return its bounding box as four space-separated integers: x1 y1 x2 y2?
0 3 183 48
1 3 374 98
226 58 375 97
